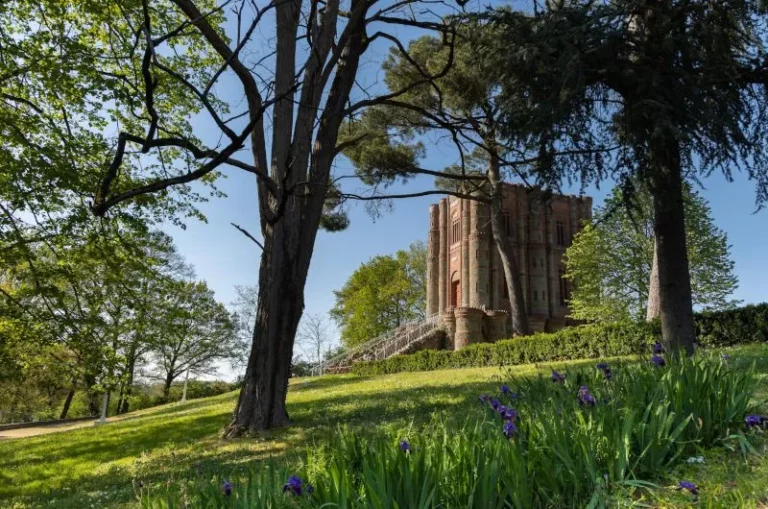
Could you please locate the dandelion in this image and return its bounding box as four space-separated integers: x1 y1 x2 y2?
677 481 699 496
503 420 517 438
651 354 666 367
551 371 566 383
221 480 233 497
745 415 762 427
282 475 304 496
399 440 411 453
578 386 596 407
652 342 665 354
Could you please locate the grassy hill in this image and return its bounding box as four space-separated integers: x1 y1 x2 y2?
2 345 768 508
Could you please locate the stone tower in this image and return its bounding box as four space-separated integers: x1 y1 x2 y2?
426 184 592 348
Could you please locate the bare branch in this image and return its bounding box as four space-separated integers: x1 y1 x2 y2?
230 223 264 250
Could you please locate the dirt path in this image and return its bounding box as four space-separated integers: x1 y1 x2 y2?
0 415 136 440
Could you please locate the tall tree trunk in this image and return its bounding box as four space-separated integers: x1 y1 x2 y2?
163 371 175 400
224 216 308 437
646 240 661 321
649 137 695 356
84 373 100 416
119 356 136 414
59 387 76 420
488 152 530 336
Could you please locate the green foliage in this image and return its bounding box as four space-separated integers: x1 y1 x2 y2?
695 303 768 348
565 185 739 322
352 321 657 375
331 242 426 347
141 355 758 508
352 303 768 375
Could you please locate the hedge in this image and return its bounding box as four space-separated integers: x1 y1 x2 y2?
351 303 768 376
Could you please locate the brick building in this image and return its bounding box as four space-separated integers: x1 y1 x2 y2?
426 184 592 348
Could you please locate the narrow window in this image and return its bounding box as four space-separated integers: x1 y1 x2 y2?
556 221 565 246
559 268 568 305
533 290 538 301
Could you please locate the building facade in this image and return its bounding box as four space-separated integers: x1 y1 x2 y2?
426 184 592 347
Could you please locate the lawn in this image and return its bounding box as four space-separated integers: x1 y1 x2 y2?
1 345 768 508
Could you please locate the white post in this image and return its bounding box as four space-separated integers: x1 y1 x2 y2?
99 392 109 424
181 369 190 403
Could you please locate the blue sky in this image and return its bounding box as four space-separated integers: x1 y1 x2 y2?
162 1 768 374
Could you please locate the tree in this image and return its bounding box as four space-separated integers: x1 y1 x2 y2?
331 242 426 347
565 185 738 322
342 26 540 335
490 0 768 354
297 313 333 363
153 279 240 399
1 0 472 434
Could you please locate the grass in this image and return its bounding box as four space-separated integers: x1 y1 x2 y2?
2 345 768 508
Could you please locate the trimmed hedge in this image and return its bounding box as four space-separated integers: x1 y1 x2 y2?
351 303 768 376
351 321 658 375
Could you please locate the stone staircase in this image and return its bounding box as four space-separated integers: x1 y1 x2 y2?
312 315 442 375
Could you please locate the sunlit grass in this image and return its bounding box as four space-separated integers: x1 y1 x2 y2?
1 347 767 508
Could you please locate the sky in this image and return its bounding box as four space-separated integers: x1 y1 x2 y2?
161 1 768 379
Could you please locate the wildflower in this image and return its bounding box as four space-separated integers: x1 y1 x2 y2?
222 480 233 497
651 354 666 367
652 342 665 354
503 408 518 422
478 394 489 404
501 384 510 395
745 415 762 427
283 475 304 496
503 420 517 438
677 481 699 496
721 353 730 361
578 386 596 407
399 440 411 453
307 484 314 495
497 404 508 416
596 362 612 380
490 398 501 411
551 370 566 383
686 456 705 464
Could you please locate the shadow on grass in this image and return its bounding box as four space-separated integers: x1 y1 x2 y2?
288 374 372 393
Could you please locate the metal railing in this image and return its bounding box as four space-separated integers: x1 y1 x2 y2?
311 314 440 376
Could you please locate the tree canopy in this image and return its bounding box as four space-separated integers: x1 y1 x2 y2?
565 185 739 322
331 242 426 347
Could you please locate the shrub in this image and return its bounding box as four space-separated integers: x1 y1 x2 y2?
352 321 658 375
352 303 768 376
140 355 759 508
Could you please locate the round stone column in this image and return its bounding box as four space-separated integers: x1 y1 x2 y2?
441 310 456 350
454 307 484 349
483 310 509 343
426 204 440 316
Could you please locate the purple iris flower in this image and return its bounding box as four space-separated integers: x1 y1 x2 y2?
490 398 501 411
501 384 510 395
551 371 566 383
746 415 762 427
503 420 517 438
652 342 665 354
283 475 304 496
503 409 518 422
307 484 314 494
596 362 613 380
222 480 233 497
596 362 609 371
677 481 699 496
400 440 411 452
651 354 666 367
578 386 596 407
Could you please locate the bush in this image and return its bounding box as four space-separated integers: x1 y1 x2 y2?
352 303 768 376
140 355 760 508
695 303 768 348
352 321 658 375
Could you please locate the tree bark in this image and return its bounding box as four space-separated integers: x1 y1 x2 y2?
84 373 100 416
163 370 175 400
646 240 661 321
488 152 530 336
223 217 307 436
649 137 695 356
119 356 137 414
59 387 76 420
